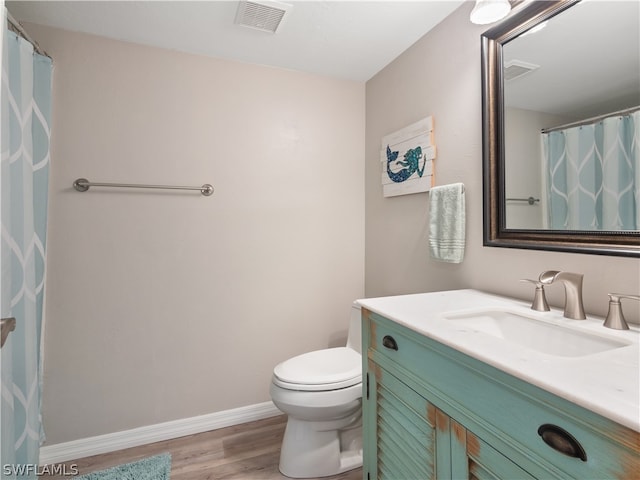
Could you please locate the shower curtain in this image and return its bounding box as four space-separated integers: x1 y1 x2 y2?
542 111 639 230
1 8 52 477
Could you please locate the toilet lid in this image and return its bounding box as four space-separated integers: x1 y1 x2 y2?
273 347 361 391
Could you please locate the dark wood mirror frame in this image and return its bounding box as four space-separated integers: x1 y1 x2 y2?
481 0 640 257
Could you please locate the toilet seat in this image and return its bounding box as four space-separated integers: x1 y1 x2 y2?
273 347 361 392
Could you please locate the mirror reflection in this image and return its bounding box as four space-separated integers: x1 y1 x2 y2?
502 0 639 231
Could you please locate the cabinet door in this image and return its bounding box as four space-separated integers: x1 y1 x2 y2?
451 420 536 480
364 361 450 480
364 362 538 480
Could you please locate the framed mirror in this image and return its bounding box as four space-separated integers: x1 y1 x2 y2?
481 0 640 257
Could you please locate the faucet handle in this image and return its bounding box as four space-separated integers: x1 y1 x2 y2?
520 279 550 312
604 293 640 330
538 270 560 284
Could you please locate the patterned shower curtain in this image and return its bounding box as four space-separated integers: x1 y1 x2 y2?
542 111 639 230
1 8 52 477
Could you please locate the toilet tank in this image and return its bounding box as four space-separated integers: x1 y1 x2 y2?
346 303 362 354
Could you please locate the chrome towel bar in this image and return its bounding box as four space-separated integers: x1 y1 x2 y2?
506 196 539 205
73 178 214 196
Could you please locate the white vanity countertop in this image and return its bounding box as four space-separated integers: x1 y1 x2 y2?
357 289 640 432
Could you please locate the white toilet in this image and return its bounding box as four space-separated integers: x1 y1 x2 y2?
269 303 363 478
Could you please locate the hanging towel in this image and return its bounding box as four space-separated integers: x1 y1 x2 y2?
429 183 465 263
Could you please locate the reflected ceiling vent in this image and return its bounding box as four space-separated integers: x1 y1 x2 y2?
504 60 540 81
235 1 292 34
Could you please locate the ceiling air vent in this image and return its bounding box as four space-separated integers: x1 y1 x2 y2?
504 60 539 81
235 1 292 34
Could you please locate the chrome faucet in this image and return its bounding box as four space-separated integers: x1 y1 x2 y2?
539 271 586 320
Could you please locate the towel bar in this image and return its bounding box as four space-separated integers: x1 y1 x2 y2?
506 197 539 205
73 178 214 196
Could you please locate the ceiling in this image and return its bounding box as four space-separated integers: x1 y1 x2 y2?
6 0 466 82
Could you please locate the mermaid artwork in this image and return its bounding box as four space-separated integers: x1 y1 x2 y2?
386 145 427 183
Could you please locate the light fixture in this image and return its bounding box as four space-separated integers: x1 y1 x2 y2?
470 0 511 25
520 21 548 37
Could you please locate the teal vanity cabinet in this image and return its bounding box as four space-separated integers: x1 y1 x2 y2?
363 357 533 480
361 306 640 480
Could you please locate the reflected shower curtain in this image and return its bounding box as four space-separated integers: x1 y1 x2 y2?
542 111 639 230
1 9 52 477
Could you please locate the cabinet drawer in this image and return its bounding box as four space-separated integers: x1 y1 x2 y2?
366 310 640 479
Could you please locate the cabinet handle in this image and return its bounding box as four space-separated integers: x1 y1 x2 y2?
382 335 398 351
537 424 587 461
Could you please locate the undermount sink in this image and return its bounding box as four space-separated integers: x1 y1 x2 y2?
442 309 630 357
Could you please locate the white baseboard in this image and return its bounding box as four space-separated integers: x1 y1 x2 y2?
39 401 281 465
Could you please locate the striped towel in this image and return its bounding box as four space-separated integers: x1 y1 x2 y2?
429 183 465 263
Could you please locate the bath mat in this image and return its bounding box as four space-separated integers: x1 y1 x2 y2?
75 453 171 480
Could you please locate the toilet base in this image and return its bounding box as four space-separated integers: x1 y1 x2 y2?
279 417 363 478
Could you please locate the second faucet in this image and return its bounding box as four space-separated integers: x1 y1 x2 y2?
539 271 586 320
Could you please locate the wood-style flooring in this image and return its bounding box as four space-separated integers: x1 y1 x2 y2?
42 415 362 480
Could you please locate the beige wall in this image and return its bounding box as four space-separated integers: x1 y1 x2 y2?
365 3 639 318
28 24 365 444
504 107 571 229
